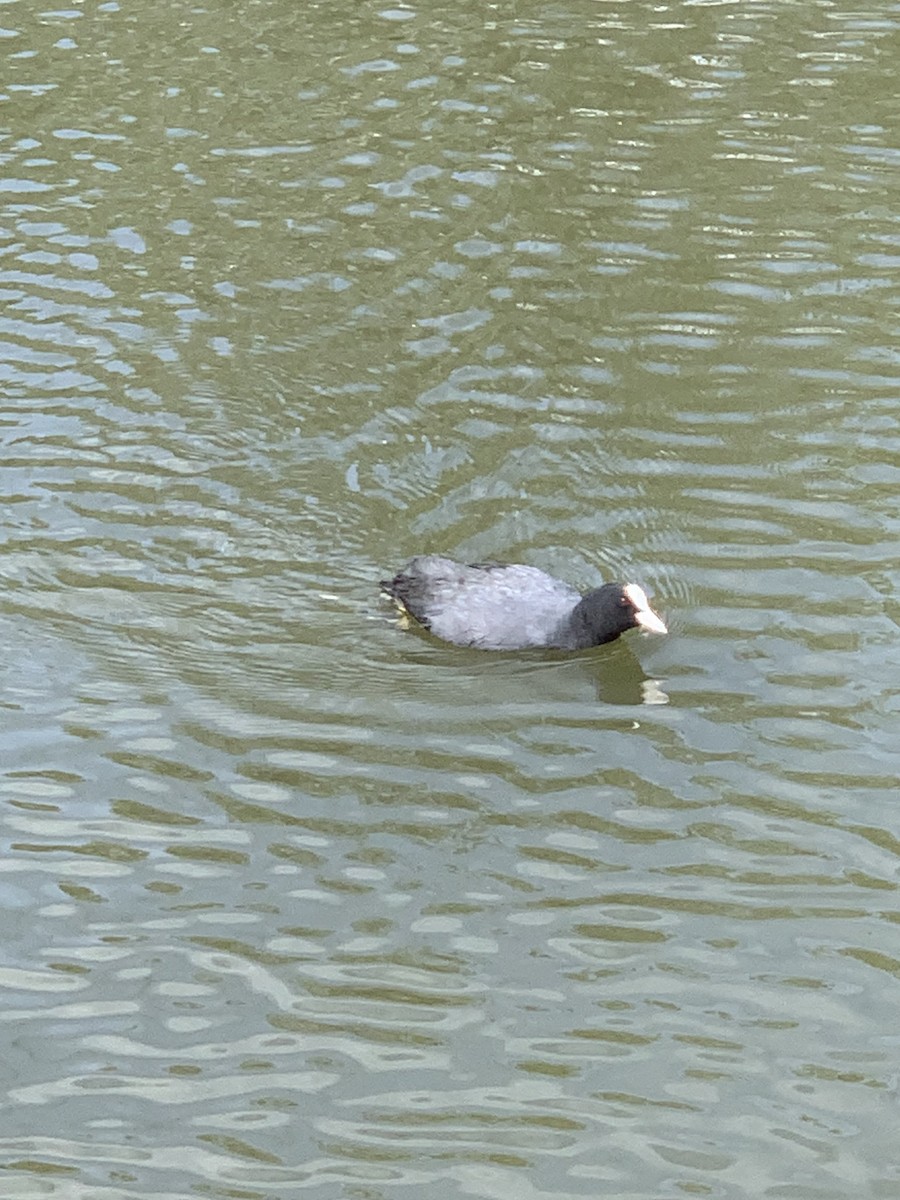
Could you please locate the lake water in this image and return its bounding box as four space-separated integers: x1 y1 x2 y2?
2 1 899 1197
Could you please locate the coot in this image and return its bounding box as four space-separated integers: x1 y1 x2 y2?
381 555 667 651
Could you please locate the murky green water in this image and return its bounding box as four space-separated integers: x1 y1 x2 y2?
1 1 898 1197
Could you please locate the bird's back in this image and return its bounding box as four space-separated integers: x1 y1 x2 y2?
382 556 582 649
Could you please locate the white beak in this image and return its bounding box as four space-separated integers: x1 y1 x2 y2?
623 583 668 635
